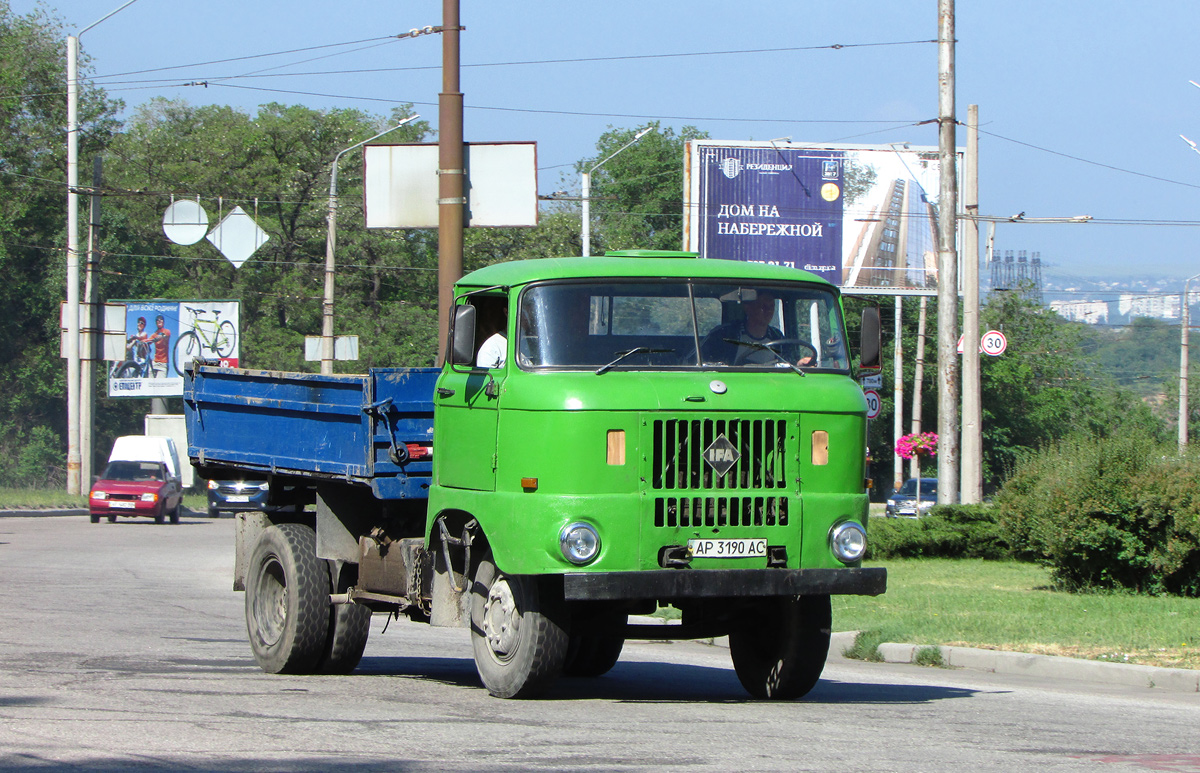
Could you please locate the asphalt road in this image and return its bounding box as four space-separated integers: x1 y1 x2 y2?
1 514 1198 772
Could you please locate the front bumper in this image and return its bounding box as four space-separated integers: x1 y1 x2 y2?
562 566 886 601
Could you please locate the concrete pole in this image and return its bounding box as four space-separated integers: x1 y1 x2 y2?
961 104 982 503
936 0 960 504
892 296 904 491
581 171 591 257
1180 274 1200 451
436 0 464 366
66 34 82 495
81 156 101 486
909 296 927 480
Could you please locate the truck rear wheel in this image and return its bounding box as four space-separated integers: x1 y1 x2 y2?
245 523 329 674
728 595 831 700
470 552 568 698
564 611 626 677
319 571 371 675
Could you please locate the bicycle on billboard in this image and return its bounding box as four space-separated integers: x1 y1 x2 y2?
174 305 237 371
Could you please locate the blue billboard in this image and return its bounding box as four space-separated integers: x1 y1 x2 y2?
685 141 949 294
688 144 846 284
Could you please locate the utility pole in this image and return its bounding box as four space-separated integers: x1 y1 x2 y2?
66 33 81 494
909 296 927 479
436 0 464 365
82 156 101 487
936 0 960 504
892 297 904 491
1180 273 1200 452
961 104 982 502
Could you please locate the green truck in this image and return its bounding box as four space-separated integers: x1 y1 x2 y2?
184 250 885 699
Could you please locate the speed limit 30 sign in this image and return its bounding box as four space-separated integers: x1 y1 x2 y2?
863 389 882 419
981 330 1008 356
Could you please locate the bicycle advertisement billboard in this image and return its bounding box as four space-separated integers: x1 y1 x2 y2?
108 300 240 398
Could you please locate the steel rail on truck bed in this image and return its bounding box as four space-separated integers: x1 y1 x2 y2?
183 364 438 499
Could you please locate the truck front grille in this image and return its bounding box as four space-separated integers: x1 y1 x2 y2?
654 495 789 528
651 418 788 492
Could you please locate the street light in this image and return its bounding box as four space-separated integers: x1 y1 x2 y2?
321 115 420 375
1179 272 1200 452
66 0 141 495
581 126 653 257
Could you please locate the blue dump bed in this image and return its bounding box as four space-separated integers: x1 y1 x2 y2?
183 365 438 500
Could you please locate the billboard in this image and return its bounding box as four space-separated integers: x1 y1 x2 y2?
363 142 538 228
107 300 240 398
684 141 955 295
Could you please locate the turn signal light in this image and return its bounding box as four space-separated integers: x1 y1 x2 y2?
521 477 538 491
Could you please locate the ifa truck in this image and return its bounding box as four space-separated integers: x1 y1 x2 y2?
184 251 885 699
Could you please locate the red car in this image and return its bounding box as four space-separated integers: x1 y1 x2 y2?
89 460 183 524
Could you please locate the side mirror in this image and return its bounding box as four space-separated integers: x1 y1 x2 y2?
450 305 477 366
860 307 882 371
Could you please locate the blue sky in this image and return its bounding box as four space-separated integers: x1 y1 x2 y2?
17 0 1200 287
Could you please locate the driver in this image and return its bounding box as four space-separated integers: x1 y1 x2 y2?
699 289 784 366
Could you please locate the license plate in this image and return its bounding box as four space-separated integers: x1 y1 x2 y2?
225 495 250 503
110 501 135 509
687 538 767 558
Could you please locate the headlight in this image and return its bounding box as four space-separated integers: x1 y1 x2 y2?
207 479 219 490
141 492 158 502
91 490 107 500
255 481 270 491
559 522 600 565
830 521 867 563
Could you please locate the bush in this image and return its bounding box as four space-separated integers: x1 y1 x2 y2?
868 504 1010 560
995 433 1200 597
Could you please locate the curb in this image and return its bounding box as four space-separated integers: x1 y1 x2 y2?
631 617 1200 693
874 640 1200 693
0 508 88 518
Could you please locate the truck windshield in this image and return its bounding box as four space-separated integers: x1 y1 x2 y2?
516 279 849 372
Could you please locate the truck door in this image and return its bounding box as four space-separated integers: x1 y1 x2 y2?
435 297 507 491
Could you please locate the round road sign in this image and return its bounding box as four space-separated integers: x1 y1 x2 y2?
864 389 882 419
981 330 1008 356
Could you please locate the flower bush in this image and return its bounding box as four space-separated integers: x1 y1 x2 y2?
896 432 938 460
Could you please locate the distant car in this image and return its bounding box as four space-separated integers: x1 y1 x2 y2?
89 460 183 524
206 477 271 518
884 477 938 517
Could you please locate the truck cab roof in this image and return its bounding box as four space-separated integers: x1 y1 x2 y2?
456 253 835 292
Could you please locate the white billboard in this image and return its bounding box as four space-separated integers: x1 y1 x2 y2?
364 142 539 229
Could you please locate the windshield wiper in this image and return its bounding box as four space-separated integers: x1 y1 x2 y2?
595 347 675 375
723 338 805 376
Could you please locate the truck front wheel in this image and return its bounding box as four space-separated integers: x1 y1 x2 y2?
728 595 831 700
245 523 329 674
564 610 627 678
469 552 568 698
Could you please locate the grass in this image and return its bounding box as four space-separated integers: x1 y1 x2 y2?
833 558 1200 670
0 486 207 511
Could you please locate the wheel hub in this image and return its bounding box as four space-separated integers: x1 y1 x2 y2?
481 576 520 659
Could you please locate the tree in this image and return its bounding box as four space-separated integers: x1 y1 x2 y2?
0 2 121 487
576 123 709 254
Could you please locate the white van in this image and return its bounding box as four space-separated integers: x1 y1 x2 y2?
108 435 182 484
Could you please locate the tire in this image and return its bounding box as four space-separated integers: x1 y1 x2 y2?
728 595 831 700
115 362 141 379
107 514 117 523
174 331 200 372
208 506 220 518
564 610 627 678
154 508 165 524
244 523 330 674
319 599 371 675
470 551 568 698
90 513 100 524
215 320 237 358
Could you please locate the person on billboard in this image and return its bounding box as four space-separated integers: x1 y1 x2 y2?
146 314 172 378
